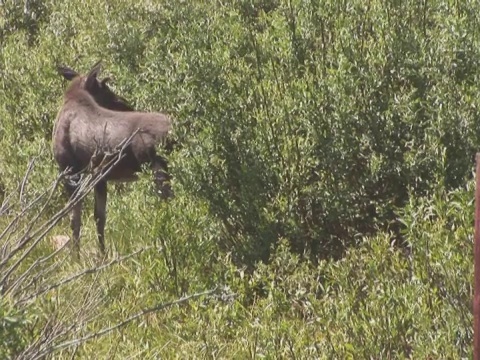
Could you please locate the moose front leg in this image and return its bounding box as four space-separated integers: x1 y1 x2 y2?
94 181 108 255
152 155 173 200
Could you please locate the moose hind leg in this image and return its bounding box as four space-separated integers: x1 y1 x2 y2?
71 200 82 253
94 181 108 255
65 182 82 253
152 156 173 199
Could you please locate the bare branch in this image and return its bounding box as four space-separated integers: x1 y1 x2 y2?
15 246 152 305
1 130 140 291
19 157 37 208
40 287 221 358
0 128 180 360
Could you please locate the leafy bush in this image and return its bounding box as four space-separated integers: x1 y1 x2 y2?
0 0 477 357
2 0 480 262
134 0 480 262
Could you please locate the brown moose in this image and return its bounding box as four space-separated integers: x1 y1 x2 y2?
53 61 172 255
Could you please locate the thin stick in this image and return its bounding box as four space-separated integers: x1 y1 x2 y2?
16 247 151 305
19 157 37 208
38 287 219 357
1 131 139 288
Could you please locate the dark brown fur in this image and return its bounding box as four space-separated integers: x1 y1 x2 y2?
53 62 172 255
57 60 134 112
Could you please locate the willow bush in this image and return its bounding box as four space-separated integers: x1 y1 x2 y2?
2 0 479 263
138 0 480 262
0 0 478 357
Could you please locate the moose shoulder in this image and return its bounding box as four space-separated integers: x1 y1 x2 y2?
53 61 173 255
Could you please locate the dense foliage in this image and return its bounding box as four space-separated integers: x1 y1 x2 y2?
0 0 478 357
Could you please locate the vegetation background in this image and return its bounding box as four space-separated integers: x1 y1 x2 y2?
0 0 478 358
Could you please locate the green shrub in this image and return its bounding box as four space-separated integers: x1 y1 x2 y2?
0 298 30 359
2 0 480 262
0 0 477 357
137 0 480 262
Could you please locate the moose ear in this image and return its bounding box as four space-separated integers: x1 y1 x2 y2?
85 60 103 88
57 65 78 80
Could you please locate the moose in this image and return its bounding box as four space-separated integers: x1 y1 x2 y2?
53 61 173 255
